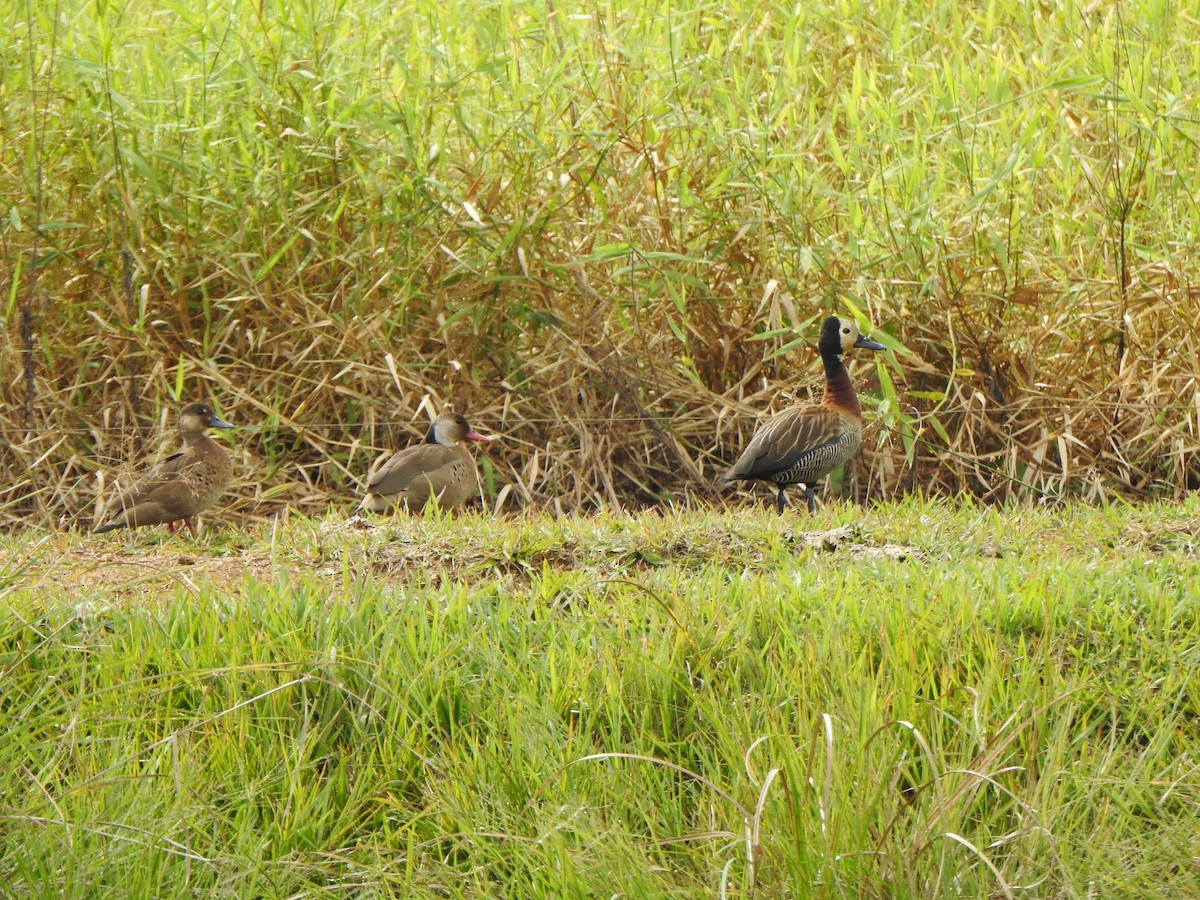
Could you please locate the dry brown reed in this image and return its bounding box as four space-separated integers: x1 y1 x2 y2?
4 2 1199 531
3 248 1199 533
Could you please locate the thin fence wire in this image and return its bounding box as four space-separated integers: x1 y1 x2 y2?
0 396 1198 437
3 396 1190 528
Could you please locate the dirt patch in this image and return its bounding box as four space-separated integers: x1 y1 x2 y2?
785 524 925 561
3 515 931 602
1118 517 1200 554
4 537 271 603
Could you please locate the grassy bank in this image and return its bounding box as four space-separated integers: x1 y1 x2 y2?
3 1 1200 528
3 499 1199 895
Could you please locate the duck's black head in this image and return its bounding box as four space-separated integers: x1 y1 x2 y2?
817 316 885 359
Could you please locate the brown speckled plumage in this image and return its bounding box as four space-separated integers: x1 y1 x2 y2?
361 412 493 513
95 402 235 534
722 316 885 513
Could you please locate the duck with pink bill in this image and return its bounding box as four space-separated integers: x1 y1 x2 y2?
361 412 495 513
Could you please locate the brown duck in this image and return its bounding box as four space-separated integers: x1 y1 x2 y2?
721 316 885 513
95 402 235 534
361 412 494 513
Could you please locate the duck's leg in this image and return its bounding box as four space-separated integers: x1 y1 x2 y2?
775 487 788 515
804 485 817 513
184 518 196 536
166 521 176 535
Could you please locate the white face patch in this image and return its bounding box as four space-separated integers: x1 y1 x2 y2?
838 318 859 352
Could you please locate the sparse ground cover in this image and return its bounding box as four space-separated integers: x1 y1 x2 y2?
3 499 1200 896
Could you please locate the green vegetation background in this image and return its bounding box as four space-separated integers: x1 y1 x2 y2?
3 0 1199 526
4 3 1200 894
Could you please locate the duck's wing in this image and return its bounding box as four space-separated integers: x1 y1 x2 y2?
97 450 207 530
721 405 857 483
364 445 476 511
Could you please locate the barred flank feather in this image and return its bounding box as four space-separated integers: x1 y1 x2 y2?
721 406 861 487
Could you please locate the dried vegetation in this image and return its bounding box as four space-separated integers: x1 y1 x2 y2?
2 2 1199 530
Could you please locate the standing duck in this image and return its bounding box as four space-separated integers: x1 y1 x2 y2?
361 412 494 513
721 316 885 513
95 402 235 534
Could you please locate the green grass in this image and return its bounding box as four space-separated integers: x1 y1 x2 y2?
3 498 1200 896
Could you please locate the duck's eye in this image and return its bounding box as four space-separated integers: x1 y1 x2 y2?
842 327 850 334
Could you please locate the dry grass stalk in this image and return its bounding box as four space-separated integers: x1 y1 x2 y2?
3 265 1199 531
3 1 1199 530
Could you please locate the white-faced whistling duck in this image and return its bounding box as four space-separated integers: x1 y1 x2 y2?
721 316 885 513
